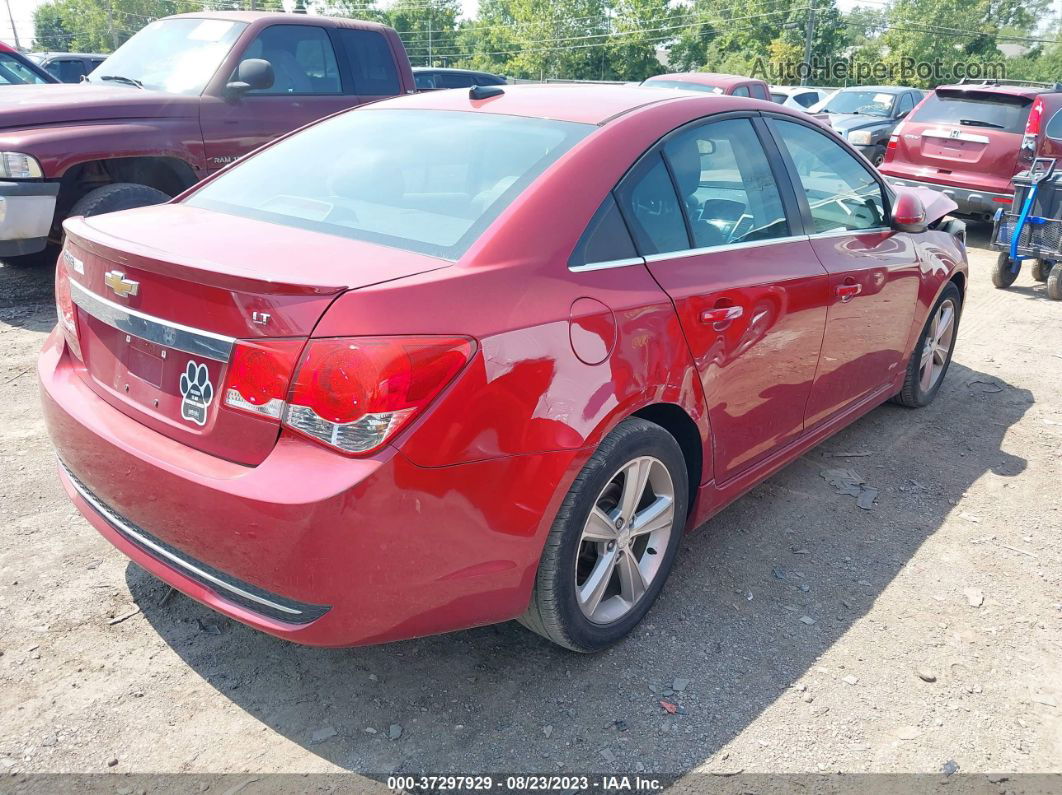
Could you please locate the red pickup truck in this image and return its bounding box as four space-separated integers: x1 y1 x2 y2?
0 12 414 265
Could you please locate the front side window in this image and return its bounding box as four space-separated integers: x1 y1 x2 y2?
0 54 49 84
770 118 886 233
187 109 592 260
663 118 789 247
335 29 400 96
241 25 340 95
87 18 247 95
614 154 689 255
413 72 436 89
437 72 476 89
897 92 915 116
50 58 87 82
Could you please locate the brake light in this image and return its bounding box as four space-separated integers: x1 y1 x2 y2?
283 336 473 455
223 339 305 419
54 255 82 361
1019 97 1044 167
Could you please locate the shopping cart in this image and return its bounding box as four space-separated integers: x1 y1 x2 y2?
991 157 1062 299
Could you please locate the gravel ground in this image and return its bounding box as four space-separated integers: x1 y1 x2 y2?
0 225 1059 784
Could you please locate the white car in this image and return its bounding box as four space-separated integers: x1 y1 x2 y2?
770 85 833 111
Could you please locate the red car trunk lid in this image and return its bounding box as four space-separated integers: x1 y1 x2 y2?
62 204 449 466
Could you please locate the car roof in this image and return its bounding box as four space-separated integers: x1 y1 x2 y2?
367 83 754 125
413 67 499 76
166 11 393 33
647 72 759 88
836 85 911 94
34 51 106 59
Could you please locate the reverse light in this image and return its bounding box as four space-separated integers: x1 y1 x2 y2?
284 336 473 455
0 152 44 179
223 339 305 419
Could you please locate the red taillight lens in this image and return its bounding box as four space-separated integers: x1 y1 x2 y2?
54 254 82 361
284 336 473 455
222 339 304 419
1025 97 1044 136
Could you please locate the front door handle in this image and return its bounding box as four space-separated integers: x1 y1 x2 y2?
700 305 744 327
836 283 862 302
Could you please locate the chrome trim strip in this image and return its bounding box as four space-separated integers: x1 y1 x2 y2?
570 256 646 272
69 280 235 362
922 128 990 145
642 234 810 263
807 226 892 240
60 461 302 616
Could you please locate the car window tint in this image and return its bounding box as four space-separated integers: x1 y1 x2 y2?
188 109 592 260
663 118 789 247
910 90 1031 134
53 59 88 82
242 25 340 94
794 91 816 108
614 153 689 255
771 118 886 233
732 85 750 97
569 194 637 267
0 53 48 84
749 84 768 100
437 72 476 88
414 72 435 89
771 93 786 104
1047 109 1062 141
335 29 400 96
897 92 915 115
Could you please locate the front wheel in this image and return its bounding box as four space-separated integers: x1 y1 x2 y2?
519 418 688 652
992 252 1019 289
1047 263 1062 301
893 282 961 408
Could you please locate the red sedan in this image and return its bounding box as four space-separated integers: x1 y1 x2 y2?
40 84 967 652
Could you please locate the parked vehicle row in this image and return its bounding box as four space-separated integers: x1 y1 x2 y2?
39 80 968 651
0 41 58 85
26 51 106 83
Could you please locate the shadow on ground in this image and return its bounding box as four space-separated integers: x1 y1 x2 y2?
125 357 1031 776
0 261 56 332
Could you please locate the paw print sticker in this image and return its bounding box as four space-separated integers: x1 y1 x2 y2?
179 360 214 427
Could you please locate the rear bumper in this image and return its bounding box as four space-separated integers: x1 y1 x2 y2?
39 329 579 647
883 175 1011 216
0 180 58 256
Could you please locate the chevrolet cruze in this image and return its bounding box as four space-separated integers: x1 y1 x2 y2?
40 85 968 652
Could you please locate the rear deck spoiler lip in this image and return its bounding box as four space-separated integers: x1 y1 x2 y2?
63 217 348 296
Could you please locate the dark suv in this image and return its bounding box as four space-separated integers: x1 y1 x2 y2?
881 79 1062 219
810 85 925 166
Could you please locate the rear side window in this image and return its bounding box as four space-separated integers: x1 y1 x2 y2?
1044 109 1062 140
437 72 475 88
414 72 436 89
663 117 789 247
749 84 769 101
615 154 689 255
187 109 592 260
732 85 750 97
910 91 1032 133
335 29 400 96
569 195 637 267
49 58 87 82
794 92 817 108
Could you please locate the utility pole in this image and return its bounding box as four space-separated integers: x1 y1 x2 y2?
5 0 22 50
106 0 119 50
801 0 815 86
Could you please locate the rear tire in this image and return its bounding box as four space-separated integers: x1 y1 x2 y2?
1031 259 1053 282
69 183 170 220
991 252 1019 289
519 418 688 653
893 282 961 408
1047 263 1062 301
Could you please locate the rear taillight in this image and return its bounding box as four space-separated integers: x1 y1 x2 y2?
284 336 473 455
54 255 82 361
224 335 473 455
223 339 305 419
1019 97 1044 167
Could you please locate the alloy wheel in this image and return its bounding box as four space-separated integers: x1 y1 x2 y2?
575 456 675 624
918 298 956 393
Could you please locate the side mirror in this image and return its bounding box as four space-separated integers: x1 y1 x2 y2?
891 190 927 233
226 58 274 97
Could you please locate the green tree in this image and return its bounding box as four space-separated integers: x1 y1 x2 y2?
385 0 462 67
604 0 672 81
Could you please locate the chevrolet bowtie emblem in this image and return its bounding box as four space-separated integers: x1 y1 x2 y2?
103 270 139 298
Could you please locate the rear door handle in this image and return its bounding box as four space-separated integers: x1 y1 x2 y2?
700 306 744 325
836 283 862 302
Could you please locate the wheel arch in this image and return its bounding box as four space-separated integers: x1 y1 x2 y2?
631 402 703 516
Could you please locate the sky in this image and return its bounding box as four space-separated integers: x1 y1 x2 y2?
2 0 868 51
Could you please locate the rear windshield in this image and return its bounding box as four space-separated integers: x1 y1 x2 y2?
910 91 1032 133
187 109 593 259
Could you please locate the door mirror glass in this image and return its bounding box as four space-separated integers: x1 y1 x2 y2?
227 58 274 95
891 190 927 233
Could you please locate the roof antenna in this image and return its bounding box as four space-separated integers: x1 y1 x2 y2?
469 84 504 100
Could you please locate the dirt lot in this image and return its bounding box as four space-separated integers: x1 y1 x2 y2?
1 226 1060 785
